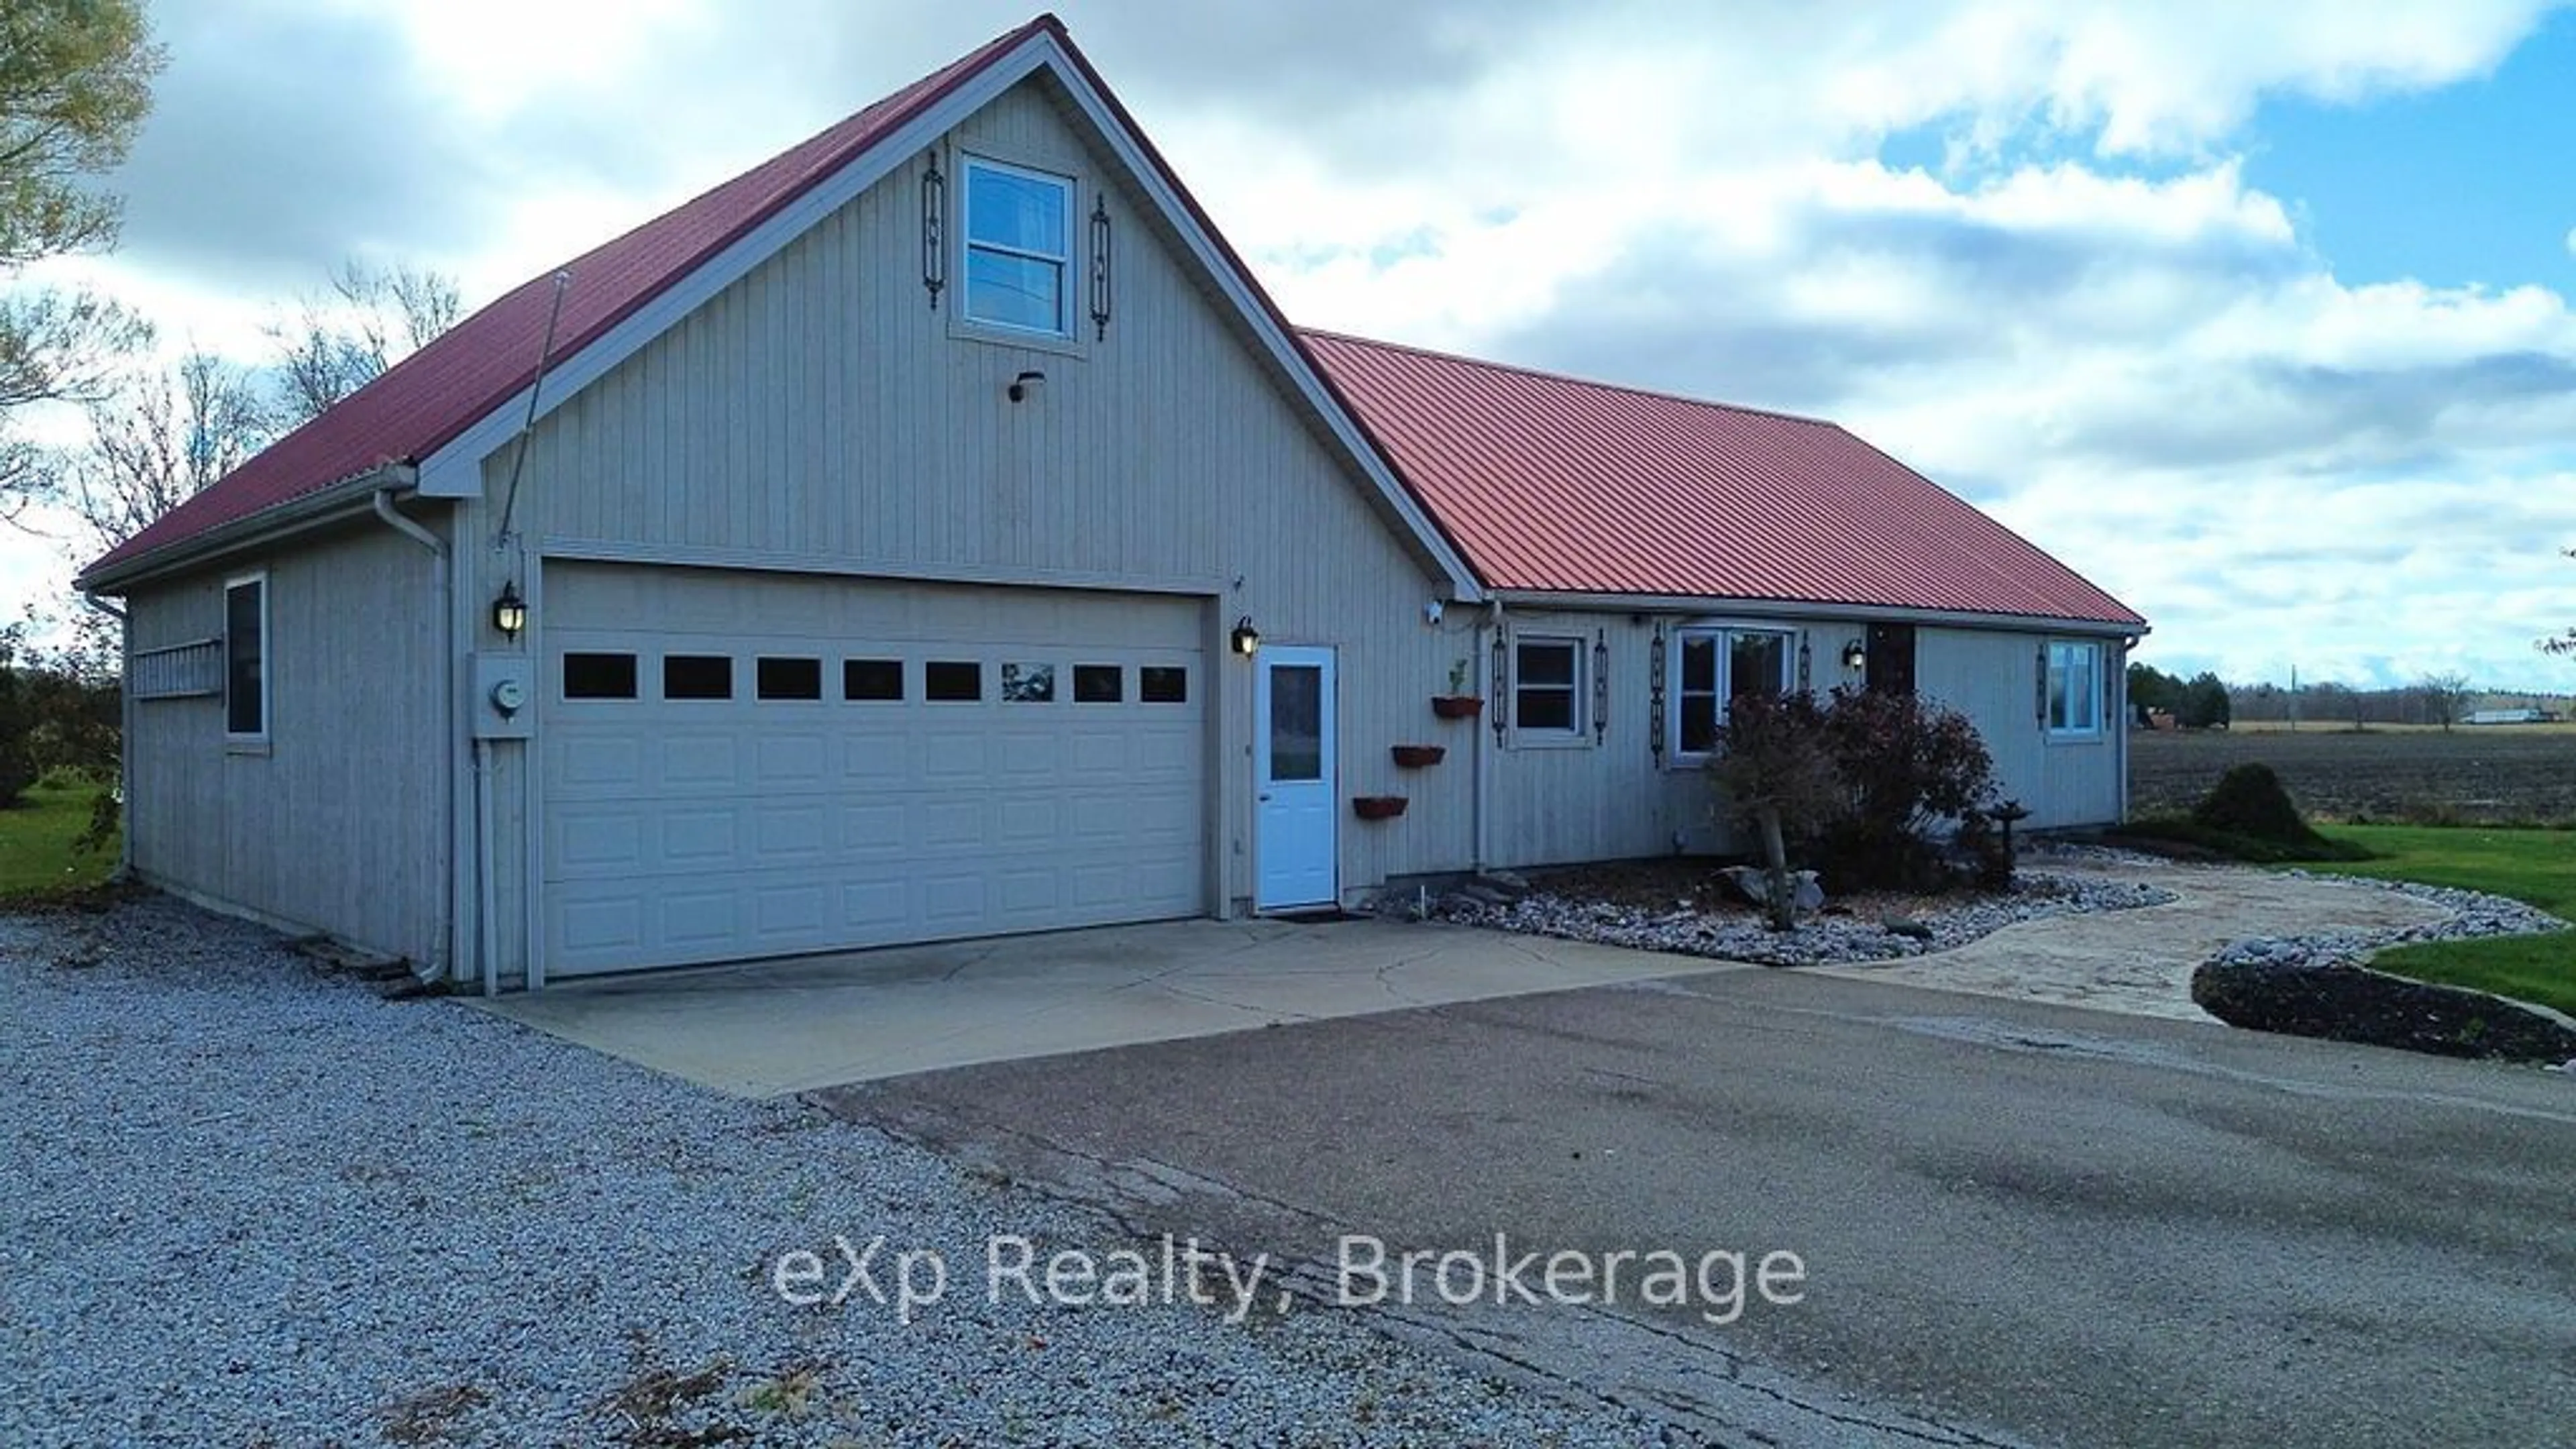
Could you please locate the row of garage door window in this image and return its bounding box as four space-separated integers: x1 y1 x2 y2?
560 651 1192 706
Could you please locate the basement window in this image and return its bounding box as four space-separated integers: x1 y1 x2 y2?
662 655 733 701
962 157 1072 336
224 574 267 739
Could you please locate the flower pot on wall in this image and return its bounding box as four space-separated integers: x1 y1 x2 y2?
1390 744 1447 768
1430 696 1484 720
1352 795 1409 821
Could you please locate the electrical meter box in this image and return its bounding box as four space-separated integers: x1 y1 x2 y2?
472 655 535 740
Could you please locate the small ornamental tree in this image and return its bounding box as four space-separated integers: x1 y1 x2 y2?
1815 687 1999 890
1709 687 2004 911
1707 691 1845 928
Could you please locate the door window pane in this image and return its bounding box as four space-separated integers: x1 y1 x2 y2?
663 655 732 700
1073 665 1122 702
843 659 904 701
1002 663 1056 702
1140 667 1188 704
564 652 638 700
756 656 822 700
925 661 981 702
1268 665 1324 782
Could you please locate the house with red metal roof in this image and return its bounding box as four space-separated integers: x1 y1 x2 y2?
77 15 2142 989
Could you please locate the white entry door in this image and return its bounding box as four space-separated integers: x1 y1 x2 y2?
1254 646 1338 909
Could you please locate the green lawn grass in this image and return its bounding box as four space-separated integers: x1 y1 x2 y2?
2310 824 2575 1019
0 780 120 903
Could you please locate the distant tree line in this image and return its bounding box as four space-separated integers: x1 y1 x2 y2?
2126 663 2232 729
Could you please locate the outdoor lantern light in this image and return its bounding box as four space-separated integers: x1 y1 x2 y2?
1230 616 1261 655
1008 369 1046 402
1841 637 1867 672
492 581 527 641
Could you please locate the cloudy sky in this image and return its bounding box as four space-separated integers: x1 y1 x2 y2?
14 0 2576 690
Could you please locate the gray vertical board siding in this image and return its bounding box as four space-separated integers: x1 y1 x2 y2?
123 517 449 965
467 74 1472 951
1915 625 2121 828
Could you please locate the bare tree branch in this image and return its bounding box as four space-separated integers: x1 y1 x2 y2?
268 258 463 424
21 349 277 560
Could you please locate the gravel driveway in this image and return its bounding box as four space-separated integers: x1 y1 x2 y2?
1 896 1666 1447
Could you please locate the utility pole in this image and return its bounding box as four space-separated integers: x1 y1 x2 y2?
2288 665 2298 733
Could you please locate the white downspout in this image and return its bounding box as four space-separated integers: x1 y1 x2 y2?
474 739 498 998
1473 599 1502 873
2116 635 2135 824
80 594 132 880
372 488 453 983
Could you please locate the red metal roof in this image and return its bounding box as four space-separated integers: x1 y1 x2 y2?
89 13 2138 635
85 15 1057 582
1299 330 2143 627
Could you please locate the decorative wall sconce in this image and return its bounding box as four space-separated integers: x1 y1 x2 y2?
1841 638 1868 672
1230 616 1261 656
1008 369 1046 402
492 581 528 641
1088 197 1114 339
920 152 946 310
1592 630 1610 743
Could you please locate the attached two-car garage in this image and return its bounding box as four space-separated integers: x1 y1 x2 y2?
539 564 1209 975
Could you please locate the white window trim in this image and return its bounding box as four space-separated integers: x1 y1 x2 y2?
1508 635 1590 749
959 154 1075 339
223 571 269 745
1666 622 1799 767
2045 639 2105 740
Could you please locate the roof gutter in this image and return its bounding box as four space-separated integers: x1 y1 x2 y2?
1489 588 2146 639
77 464 421 595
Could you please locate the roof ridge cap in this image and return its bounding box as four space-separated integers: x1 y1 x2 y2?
1299 327 1842 429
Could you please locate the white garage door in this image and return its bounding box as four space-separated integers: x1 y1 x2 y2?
541 564 1208 975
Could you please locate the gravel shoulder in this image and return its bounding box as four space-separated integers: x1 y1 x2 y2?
0 896 1679 1448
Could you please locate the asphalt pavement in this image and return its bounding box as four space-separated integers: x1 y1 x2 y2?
819 965 2576 1448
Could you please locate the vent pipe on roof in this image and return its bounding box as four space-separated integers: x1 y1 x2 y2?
492 270 572 549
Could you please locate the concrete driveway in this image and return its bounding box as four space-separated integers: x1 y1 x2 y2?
1810 861 2455 1020
479 916 1733 1095
822 967 2576 1449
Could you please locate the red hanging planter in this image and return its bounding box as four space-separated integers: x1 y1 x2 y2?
1351 795 1409 821
1390 744 1447 768
1431 695 1484 720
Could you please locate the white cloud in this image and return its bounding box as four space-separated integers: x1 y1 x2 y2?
13 0 2575 692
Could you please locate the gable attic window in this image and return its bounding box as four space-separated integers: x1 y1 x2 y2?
224 574 268 739
2045 639 2103 738
961 157 1073 336
1670 625 1792 761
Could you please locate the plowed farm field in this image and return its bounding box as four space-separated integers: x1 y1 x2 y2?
2129 725 2576 824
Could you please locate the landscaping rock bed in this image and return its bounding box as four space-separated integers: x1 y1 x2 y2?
2193 957 2576 1063
2193 873 2573 1063
1419 863 2180 968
